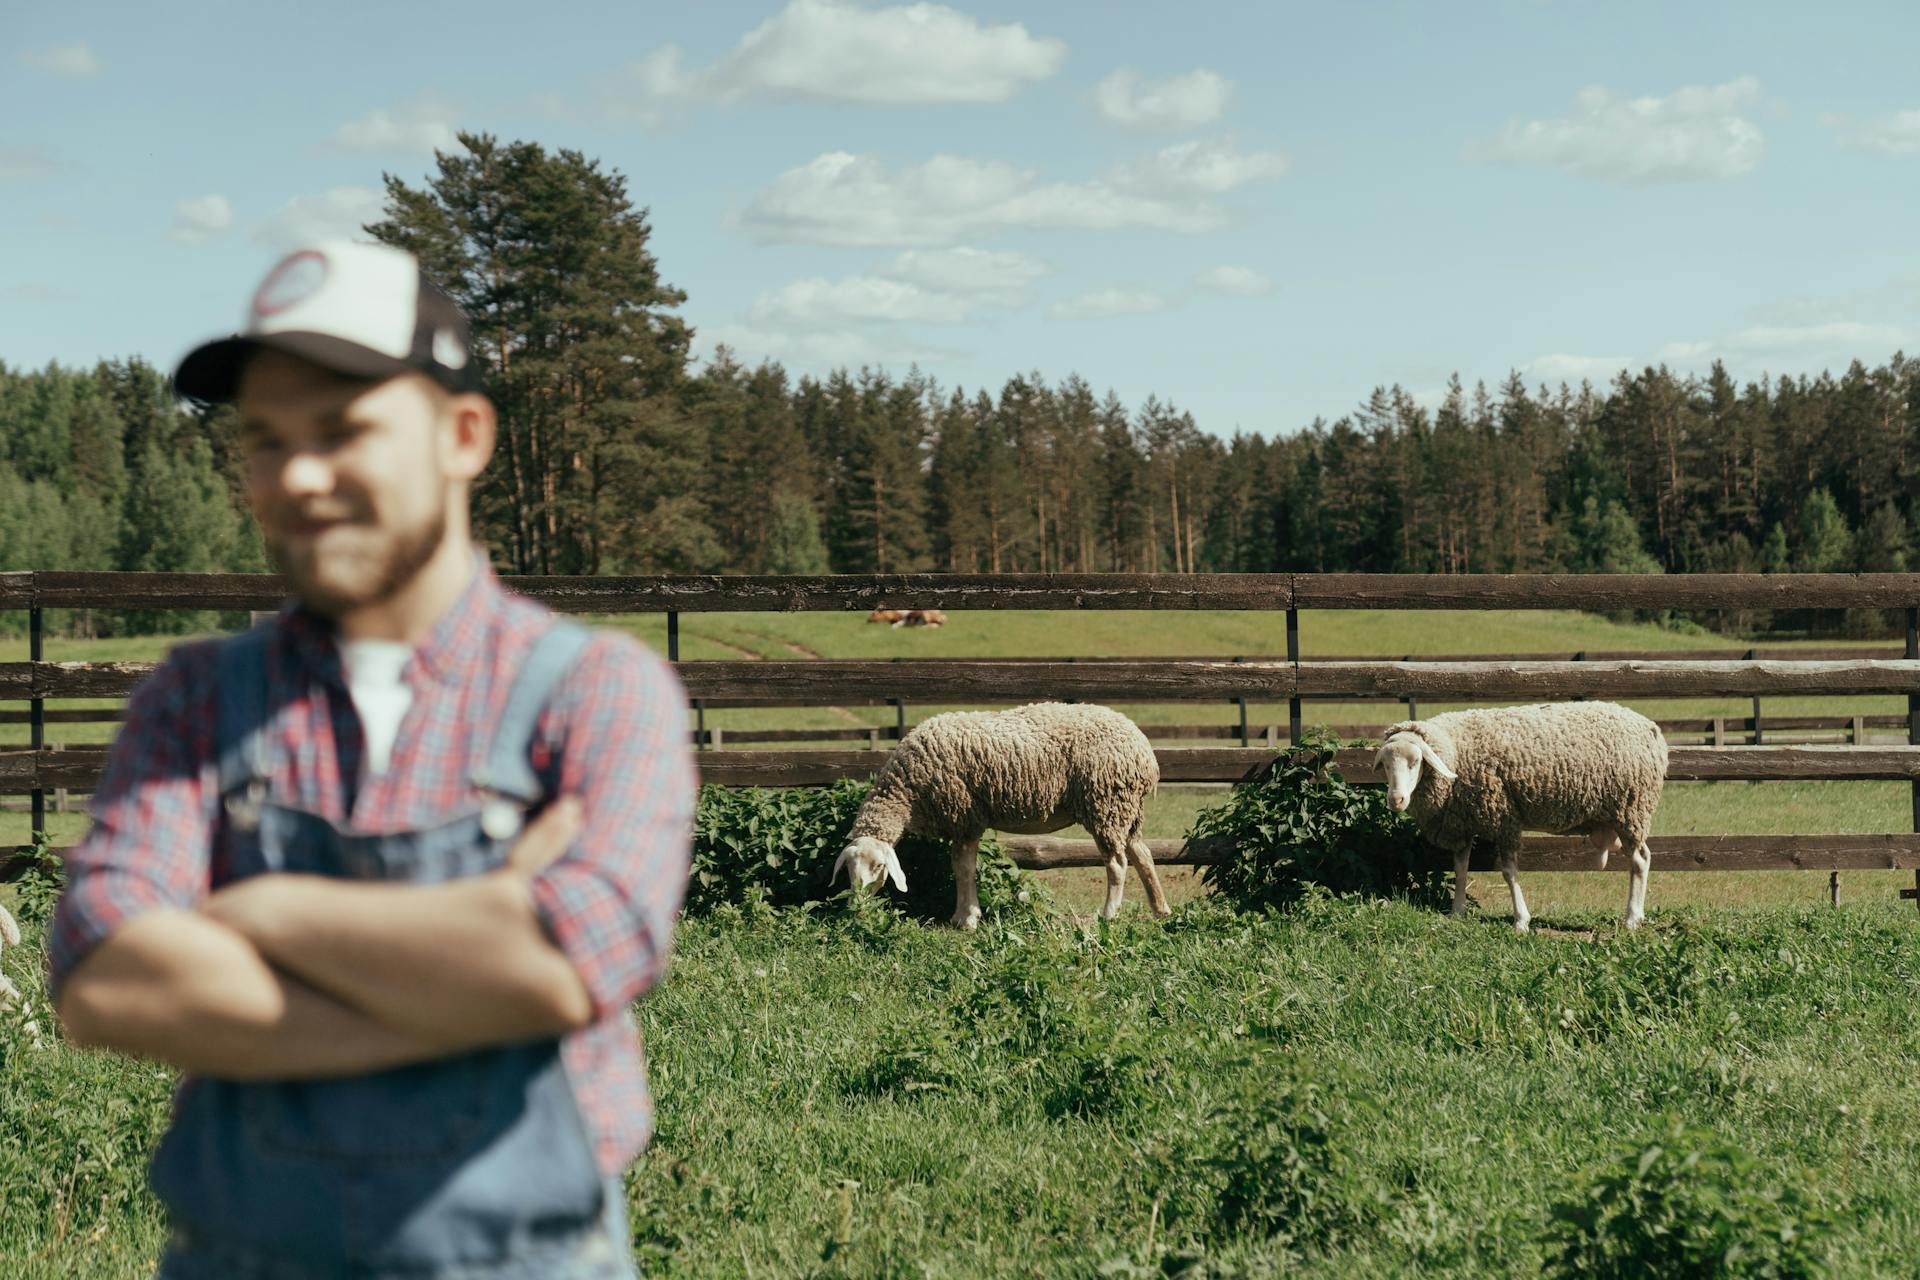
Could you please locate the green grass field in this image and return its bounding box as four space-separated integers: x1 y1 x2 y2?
6 894 1920 1276
4 611 1920 1274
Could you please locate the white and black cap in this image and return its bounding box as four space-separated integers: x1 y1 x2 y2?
173 240 482 404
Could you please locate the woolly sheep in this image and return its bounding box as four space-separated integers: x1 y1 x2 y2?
1374 702 1668 932
831 702 1169 928
1 903 41 1046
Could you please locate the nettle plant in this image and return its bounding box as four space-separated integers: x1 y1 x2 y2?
1544 1118 1835 1279
1195 729 1451 912
687 780 1031 921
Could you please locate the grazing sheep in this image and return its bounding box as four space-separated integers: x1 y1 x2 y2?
831 702 1168 928
0 903 41 1046
1374 702 1668 932
866 608 904 624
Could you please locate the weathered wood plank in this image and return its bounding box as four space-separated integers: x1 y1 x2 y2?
1294 573 1920 611
675 660 1301 703
1296 660 1920 699
16 570 1919 614
32 571 290 611
8 832 1920 882
997 833 1920 872
0 572 31 610
659 745 1920 790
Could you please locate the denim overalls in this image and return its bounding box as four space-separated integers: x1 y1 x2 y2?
150 621 639 1279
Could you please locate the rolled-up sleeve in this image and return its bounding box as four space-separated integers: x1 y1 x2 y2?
48 647 219 1001
530 633 695 1018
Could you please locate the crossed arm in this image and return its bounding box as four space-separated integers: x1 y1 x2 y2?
57 801 592 1079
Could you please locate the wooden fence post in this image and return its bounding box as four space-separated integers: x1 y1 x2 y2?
1851 714 1866 746
1908 608 1918 836
1286 608 1302 744
1747 648 1763 745
29 604 44 842
1712 717 1726 748
694 699 706 751
1236 697 1248 748
667 611 679 663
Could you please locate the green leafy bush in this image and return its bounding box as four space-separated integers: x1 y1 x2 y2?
1152 1054 1384 1252
1544 1118 1834 1278
1195 729 1450 912
687 781 1034 921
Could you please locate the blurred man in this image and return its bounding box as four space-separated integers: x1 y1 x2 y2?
51 241 694 1279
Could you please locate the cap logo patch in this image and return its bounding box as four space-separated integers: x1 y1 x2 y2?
253 250 328 318
432 327 469 369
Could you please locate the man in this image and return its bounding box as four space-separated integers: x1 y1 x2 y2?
48 240 695 1279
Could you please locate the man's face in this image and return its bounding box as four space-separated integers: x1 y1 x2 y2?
236 349 452 617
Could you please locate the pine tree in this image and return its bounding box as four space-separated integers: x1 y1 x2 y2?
369 133 711 573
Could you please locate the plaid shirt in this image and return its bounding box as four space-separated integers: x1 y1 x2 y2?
49 556 696 1175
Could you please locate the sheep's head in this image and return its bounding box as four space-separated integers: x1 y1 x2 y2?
1374 731 1455 812
831 836 907 893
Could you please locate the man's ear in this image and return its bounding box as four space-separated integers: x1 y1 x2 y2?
440 391 496 481
1417 739 1457 780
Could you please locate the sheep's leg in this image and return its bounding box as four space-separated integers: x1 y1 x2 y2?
1499 846 1531 934
1127 831 1171 919
1094 831 1129 920
1588 829 1622 869
1625 840 1652 930
1449 844 1472 917
950 836 983 930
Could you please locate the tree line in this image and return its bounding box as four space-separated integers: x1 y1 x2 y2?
2 135 1913 637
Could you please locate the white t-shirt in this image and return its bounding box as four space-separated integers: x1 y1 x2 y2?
338 639 415 777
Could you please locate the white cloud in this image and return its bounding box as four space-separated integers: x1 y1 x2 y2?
170 194 233 244
701 320 955 371
329 95 461 154
1094 67 1232 132
253 187 385 250
740 140 1287 247
1524 353 1636 382
1193 265 1273 297
607 0 1063 118
1109 137 1289 195
1047 287 1173 321
1720 321 1920 359
1822 109 1920 157
21 43 101 78
1473 76 1765 186
880 246 1051 295
0 146 57 181
749 275 978 326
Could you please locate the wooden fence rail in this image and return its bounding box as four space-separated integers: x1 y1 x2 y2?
6 658 1917 705
8 570 1920 614
7 745 1919 793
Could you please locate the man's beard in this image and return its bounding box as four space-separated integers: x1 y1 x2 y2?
267 501 449 619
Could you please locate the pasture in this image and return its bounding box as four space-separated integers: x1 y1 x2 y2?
5 888 1920 1276
4 601 1918 1275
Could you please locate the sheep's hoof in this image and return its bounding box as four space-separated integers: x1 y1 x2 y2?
1513 919 1532 935
950 912 981 931
1624 914 1644 931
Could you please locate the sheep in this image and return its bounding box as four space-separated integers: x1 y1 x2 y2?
1374 702 1668 932
831 702 1169 928
0 903 41 1047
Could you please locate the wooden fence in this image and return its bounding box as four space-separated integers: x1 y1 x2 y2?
5 570 1920 887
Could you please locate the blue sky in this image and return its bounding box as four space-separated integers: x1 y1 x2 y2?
5 0 1917 436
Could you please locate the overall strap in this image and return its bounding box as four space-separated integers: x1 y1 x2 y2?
214 624 275 796
470 621 592 802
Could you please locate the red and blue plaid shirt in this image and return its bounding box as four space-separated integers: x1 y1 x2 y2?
49 556 696 1175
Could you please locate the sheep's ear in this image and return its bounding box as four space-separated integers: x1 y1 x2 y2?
0 907 17 948
829 847 853 885
1417 739 1457 780
884 848 908 893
